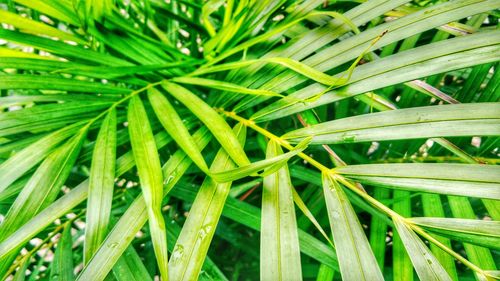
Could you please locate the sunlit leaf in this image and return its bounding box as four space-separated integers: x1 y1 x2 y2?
127 96 168 280
261 140 302 280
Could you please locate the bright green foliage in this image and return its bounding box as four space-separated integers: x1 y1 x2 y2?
0 0 499 280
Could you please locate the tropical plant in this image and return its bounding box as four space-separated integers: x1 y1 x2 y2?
0 0 499 280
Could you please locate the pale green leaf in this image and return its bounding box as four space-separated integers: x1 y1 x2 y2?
322 173 383 280
128 95 168 280
0 128 87 240
393 218 452 281
260 140 302 281
335 164 500 199
190 57 347 86
0 122 82 193
282 103 500 144
253 30 500 121
0 9 84 44
76 128 213 281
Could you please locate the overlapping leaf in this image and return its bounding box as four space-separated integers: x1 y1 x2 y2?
282 103 500 144
335 163 500 199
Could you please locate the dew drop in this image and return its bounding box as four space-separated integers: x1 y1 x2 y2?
171 244 184 264
341 134 356 143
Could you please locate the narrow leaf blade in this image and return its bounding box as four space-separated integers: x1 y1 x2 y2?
393 218 452 281
84 109 117 263
128 96 168 280
261 140 302 280
322 173 383 280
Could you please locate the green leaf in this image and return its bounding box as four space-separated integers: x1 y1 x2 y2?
0 127 87 276
369 188 390 272
161 81 250 167
171 77 283 97
322 173 383 280
0 102 110 137
211 137 309 182
13 0 79 25
76 128 212 281
50 224 75 281
421 194 458 280
0 58 197 80
282 103 500 144
292 186 333 247
316 264 335 281
0 75 130 94
168 124 245 280
112 246 153 281
84 109 117 263
335 163 500 199
392 190 413 281
148 87 209 173
12 254 30 281
447 196 497 279
0 122 82 193
190 57 347 86
0 9 85 44
0 128 87 240
409 217 500 250
127 95 169 280
170 182 340 270
260 140 302 280
0 29 130 66
253 30 500 121
393 218 452 281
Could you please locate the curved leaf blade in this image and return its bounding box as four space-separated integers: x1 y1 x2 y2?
211 138 309 182
0 122 82 193
161 81 250 167
84 109 117 263
128 96 168 280
148 87 209 173
171 77 283 97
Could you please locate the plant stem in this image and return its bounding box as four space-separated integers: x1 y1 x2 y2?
221 109 488 277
